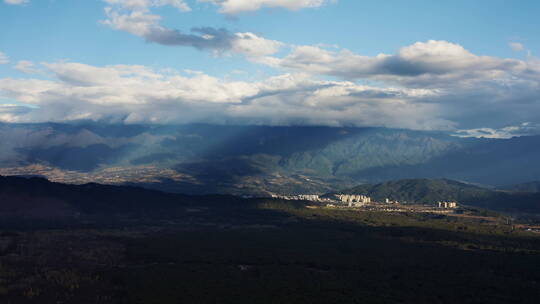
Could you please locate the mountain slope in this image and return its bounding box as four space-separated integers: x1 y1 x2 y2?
2 123 540 193
0 175 244 223
338 179 492 204
500 181 540 193
337 178 540 213
280 129 462 177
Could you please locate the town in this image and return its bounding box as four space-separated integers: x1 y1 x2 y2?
271 194 460 214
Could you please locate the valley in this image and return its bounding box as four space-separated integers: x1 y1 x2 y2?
0 176 539 303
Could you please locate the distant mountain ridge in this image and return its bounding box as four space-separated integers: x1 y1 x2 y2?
1 123 540 194
337 178 491 204
336 178 540 213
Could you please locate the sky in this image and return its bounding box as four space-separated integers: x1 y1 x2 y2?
1 0 540 138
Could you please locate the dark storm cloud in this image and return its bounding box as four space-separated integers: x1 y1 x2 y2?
143 26 235 50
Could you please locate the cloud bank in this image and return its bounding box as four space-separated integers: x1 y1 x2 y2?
273 40 538 87
454 123 540 139
0 61 449 130
2 39 540 134
3 2 540 136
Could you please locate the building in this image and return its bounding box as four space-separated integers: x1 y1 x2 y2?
385 198 400 204
271 194 322 202
297 195 320 201
438 201 458 209
333 194 371 207
270 193 373 207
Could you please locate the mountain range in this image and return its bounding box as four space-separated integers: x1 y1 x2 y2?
1 123 540 195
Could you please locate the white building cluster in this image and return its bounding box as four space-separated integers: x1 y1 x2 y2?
271 194 322 201
270 193 373 207
270 193 460 213
297 195 321 201
385 198 400 204
333 194 371 207
438 201 458 209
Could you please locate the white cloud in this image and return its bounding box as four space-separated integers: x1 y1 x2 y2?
3 0 28 5
509 42 525 52
103 0 191 12
271 40 538 89
0 61 449 130
14 60 40 74
231 32 284 57
454 123 540 139
199 0 334 14
0 51 9 64
101 4 284 57
2 40 540 134
101 7 239 51
102 7 162 37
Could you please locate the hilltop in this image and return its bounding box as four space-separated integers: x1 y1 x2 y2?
337 178 540 213
338 179 491 204
0 175 245 227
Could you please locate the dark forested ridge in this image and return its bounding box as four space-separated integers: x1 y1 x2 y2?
0 176 539 304
0 175 247 227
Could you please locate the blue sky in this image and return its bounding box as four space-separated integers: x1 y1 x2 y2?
1 0 540 138
1 0 538 75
